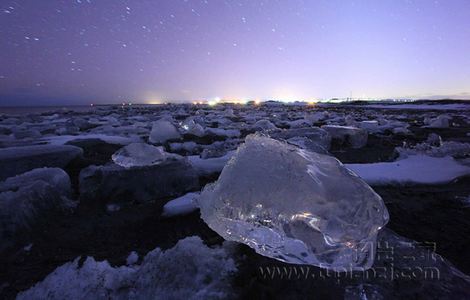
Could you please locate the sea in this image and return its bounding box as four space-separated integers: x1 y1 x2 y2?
0 105 96 115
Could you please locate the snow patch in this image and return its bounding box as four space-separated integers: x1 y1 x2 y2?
346 155 470 185
18 236 237 300
161 192 200 217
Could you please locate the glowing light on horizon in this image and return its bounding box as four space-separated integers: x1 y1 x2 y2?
147 99 162 105
208 96 221 106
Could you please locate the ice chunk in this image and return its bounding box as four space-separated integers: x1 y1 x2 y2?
18 236 237 300
79 159 198 205
149 120 181 144
321 125 368 149
161 192 200 217
180 118 205 137
0 167 71 197
0 144 83 181
71 117 93 131
198 134 389 271
426 114 451 128
199 139 240 159
270 127 331 151
286 136 329 154
112 143 181 168
358 120 379 132
0 168 74 251
253 119 277 131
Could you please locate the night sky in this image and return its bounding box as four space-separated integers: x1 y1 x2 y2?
1 0 470 105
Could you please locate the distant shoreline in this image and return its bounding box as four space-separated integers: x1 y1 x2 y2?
0 99 469 115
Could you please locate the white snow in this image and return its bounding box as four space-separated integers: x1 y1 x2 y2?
18 236 237 300
188 151 235 175
353 104 470 110
346 155 470 185
161 192 200 217
397 141 470 158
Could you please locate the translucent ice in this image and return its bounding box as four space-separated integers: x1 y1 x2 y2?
112 143 180 168
270 127 331 152
180 117 206 137
199 134 389 271
149 120 181 144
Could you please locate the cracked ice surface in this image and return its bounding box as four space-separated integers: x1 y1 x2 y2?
199 134 389 271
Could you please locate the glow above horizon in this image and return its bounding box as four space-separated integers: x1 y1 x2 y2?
1 0 470 105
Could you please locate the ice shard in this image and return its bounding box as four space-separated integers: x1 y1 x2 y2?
198 134 389 271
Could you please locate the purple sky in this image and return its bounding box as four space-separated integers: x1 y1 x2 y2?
1 0 470 105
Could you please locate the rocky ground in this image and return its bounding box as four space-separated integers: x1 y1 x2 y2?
1 102 470 299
